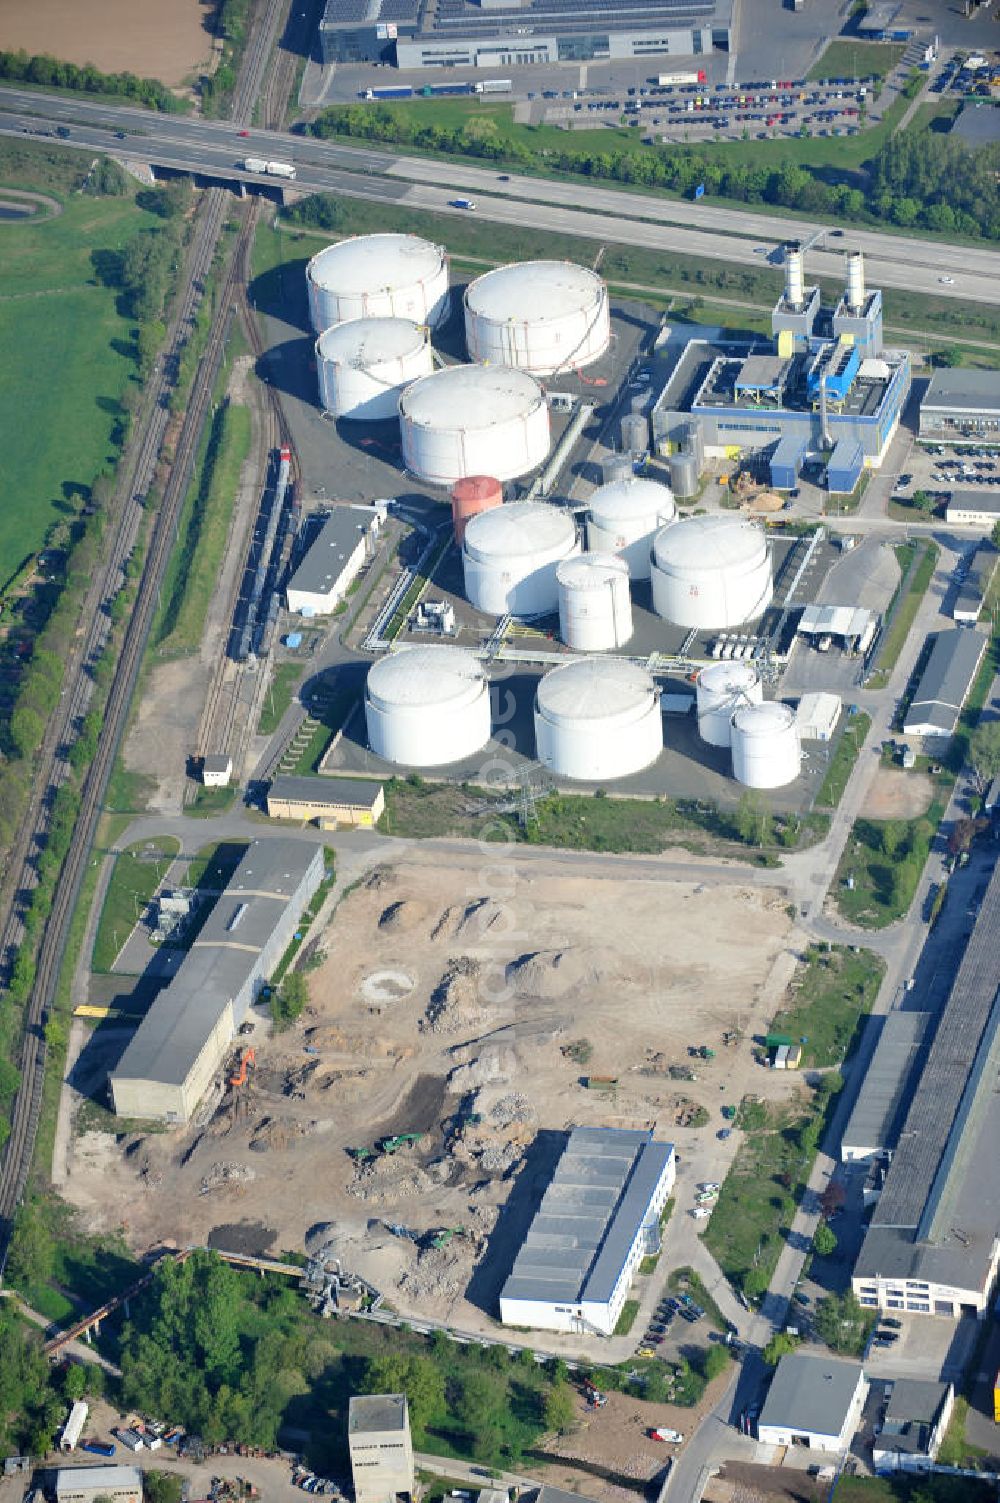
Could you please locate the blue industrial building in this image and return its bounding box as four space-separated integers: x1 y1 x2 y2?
652 245 908 493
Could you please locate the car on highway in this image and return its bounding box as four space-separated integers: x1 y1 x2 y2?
939 275 955 285
238 129 250 136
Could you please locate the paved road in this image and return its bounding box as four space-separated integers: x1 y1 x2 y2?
3 86 1000 306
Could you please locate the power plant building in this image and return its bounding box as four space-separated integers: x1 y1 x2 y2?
652 250 909 483
110 840 325 1123
499 1126 676 1336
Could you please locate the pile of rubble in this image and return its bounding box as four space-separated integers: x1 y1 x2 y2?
398 1246 465 1303
199 1161 256 1195
421 958 495 1035
347 1162 436 1205
479 1141 521 1175
490 1092 534 1129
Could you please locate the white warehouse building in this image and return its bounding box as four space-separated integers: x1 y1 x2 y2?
365 645 491 767
464 260 610 376
306 233 449 334
286 508 377 615
534 658 661 782
500 1126 675 1336
463 501 579 617
316 317 433 421
557 553 633 652
651 514 772 629
586 476 676 580
400 365 551 486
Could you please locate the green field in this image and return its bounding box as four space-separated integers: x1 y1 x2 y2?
258 661 305 735
91 838 180 973
768 943 883 1068
816 711 872 809
835 794 948 927
868 541 938 685
807 40 905 81
0 147 161 571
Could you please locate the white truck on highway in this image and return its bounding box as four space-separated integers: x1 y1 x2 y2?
242 158 297 179
474 78 512 94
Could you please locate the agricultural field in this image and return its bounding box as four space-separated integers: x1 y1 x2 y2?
0 145 161 572
0 0 213 87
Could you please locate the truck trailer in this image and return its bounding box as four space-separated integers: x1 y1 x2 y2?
363 85 414 100
657 69 707 85
242 158 297 178
474 78 513 93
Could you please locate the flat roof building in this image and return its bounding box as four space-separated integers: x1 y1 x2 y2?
853 858 1000 1318
286 508 376 616
919 369 1000 444
110 839 324 1123
872 1380 954 1474
320 0 732 68
757 1354 867 1453
841 1012 929 1163
267 775 385 828
499 1125 675 1336
946 491 1000 529
902 629 987 742
55 1467 143 1503
202 754 233 787
348 1394 413 1503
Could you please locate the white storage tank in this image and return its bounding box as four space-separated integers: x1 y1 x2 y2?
696 662 763 747
557 554 633 652
315 317 433 421
464 260 610 375
365 645 491 767
731 701 801 789
400 365 551 486
306 233 449 334
534 658 662 782
587 476 675 580
463 501 579 617
651 515 772 629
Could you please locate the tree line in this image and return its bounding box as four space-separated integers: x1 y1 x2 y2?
0 49 184 112
310 104 1000 242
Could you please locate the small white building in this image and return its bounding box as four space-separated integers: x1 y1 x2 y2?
348 1394 414 1503
872 1380 954 1474
286 508 375 616
55 1466 143 1503
499 1126 675 1336
757 1354 868 1453
945 491 1000 528
60 1401 89 1452
202 754 233 787
796 692 842 742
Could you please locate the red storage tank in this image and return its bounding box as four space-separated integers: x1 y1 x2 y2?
452 475 502 544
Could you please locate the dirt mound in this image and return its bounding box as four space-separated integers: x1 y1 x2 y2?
431 897 504 944
347 1161 435 1205
249 1116 305 1154
379 900 427 932
199 1161 255 1195
447 1045 518 1094
399 1245 466 1302
421 958 496 1035
505 948 618 999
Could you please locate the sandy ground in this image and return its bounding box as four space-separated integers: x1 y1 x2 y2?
860 767 934 819
62 852 794 1328
704 1460 833 1501
0 0 217 87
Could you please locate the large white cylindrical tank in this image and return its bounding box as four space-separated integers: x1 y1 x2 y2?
534 659 662 782
464 260 610 375
587 476 676 581
401 365 551 486
463 501 579 617
315 317 433 421
306 234 449 334
557 554 633 652
731 701 800 789
365 645 491 767
696 662 763 747
651 515 772 629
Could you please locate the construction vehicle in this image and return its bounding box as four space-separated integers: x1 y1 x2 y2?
688 1045 715 1060
229 1047 255 1088
377 1132 424 1154
427 1226 464 1250
347 1145 378 1163
721 1105 737 1120
582 1378 608 1408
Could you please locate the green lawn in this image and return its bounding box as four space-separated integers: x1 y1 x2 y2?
0 153 161 569
258 661 304 735
815 711 871 809
868 541 938 685
807 40 905 81
835 795 948 927
91 838 180 972
768 943 884 1068
155 400 252 658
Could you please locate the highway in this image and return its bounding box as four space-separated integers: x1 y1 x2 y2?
3 84 1000 307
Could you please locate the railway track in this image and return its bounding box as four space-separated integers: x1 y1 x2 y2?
0 0 294 1261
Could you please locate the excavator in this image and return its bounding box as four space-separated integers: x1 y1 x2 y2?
229 1047 256 1088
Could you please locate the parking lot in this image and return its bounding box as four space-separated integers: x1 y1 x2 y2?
894 440 1000 512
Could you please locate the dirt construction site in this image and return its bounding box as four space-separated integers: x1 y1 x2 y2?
64 850 799 1332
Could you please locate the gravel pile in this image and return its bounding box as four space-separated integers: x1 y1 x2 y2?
199 1161 256 1195
490 1092 534 1128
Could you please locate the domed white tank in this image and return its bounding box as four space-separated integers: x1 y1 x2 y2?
651 515 772 629
463 501 578 617
587 476 676 580
557 554 633 652
534 659 662 783
731 701 801 789
401 365 551 487
464 260 610 375
315 317 433 421
365 645 491 767
306 233 449 334
696 662 763 748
